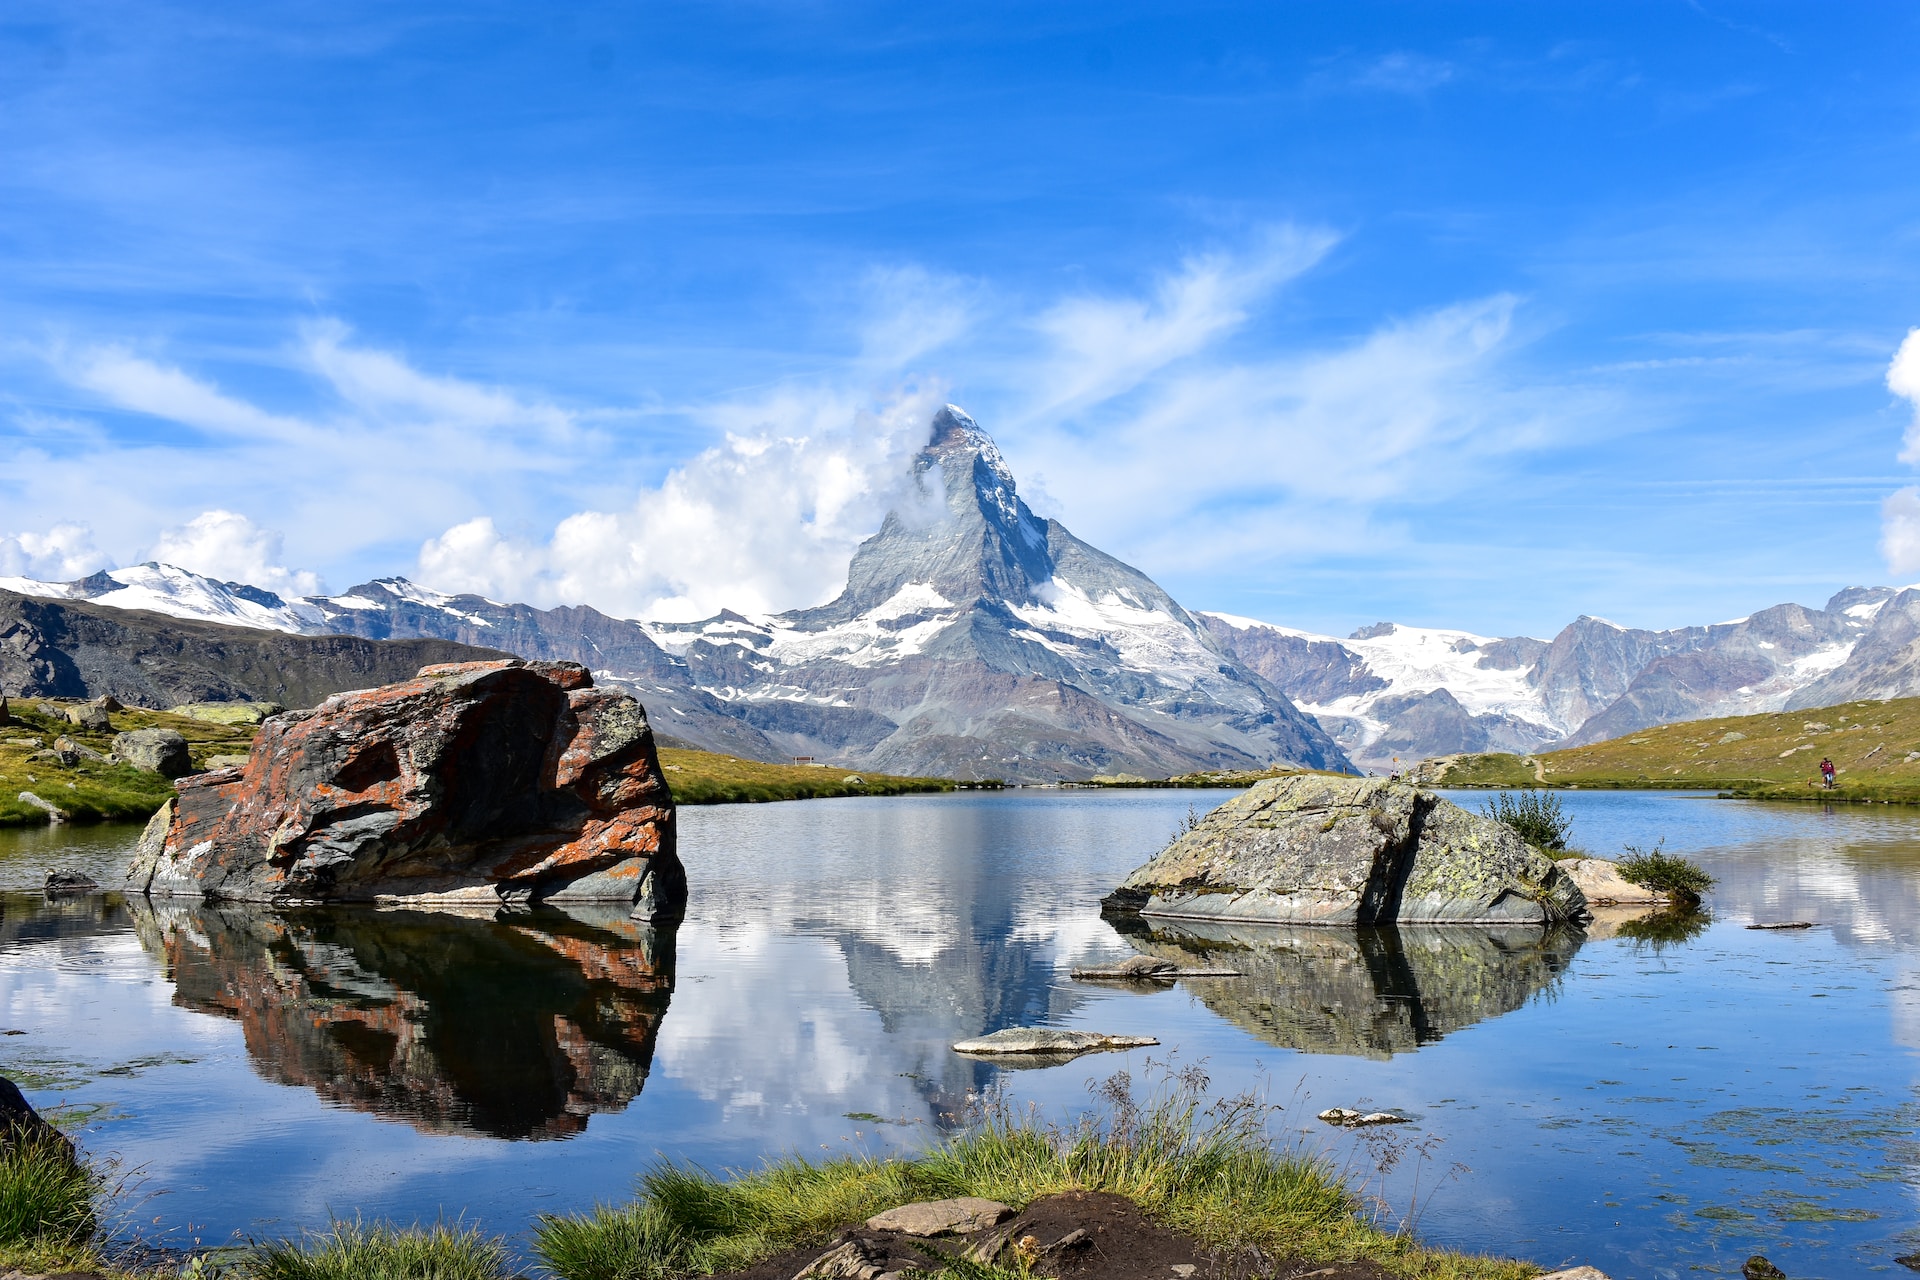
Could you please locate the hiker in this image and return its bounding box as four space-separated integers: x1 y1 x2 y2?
1820 757 1836 789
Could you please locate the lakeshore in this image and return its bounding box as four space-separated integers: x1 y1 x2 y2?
2 788 1915 1276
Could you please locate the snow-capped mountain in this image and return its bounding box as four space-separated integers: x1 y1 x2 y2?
0 407 1347 782
643 407 1348 779
14 403 1920 775
1202 588 1900 767
1 563 329 632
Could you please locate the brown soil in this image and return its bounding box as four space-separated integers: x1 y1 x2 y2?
718 1190 1395 1280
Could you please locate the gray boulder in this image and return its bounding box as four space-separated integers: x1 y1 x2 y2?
51 736 105 766
1103 775 1588 926
65 704 112 732
112 728 192 777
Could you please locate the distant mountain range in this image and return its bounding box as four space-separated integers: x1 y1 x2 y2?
7 404 1919 777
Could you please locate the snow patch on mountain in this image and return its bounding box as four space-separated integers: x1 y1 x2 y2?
1 563 324 632
1202 613 1556 747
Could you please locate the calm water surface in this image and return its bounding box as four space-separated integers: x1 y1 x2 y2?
2 789 1918 1277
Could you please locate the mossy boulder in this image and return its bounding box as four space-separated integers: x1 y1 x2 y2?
1103 775 1588 927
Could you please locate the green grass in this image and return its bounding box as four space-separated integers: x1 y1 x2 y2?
532 1067 1535 1280
659 748 987 805
0 1135 106 1275
1074 766 1332 790
1616 842 1715 909
1479 790 1571 852
1418 695 1920 804
0 700 258 828
236 1219 513 1280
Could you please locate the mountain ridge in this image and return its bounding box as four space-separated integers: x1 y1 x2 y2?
10 407 1920 774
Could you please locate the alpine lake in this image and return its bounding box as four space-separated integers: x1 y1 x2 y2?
3 788 1918 1278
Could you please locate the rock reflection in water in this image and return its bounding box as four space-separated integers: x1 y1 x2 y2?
130 900 674 1139
1122 918 1583 1059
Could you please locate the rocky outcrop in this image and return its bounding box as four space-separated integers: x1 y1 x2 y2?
1561 857 1664 906
1104 775 1587 926
126 659 683 915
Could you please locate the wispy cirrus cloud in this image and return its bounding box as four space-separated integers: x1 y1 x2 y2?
13 224 1569 623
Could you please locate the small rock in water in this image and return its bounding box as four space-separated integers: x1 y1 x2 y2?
1742 1257 1786 1280
865 1197 1011 1236
1894 1253 1920 1272
1746 922 1815 931
1538 1269 1611 1280
44 871 98 896
1317 1107 1407 1127
951 1028 1158 1057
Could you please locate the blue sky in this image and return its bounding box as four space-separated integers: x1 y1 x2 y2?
3 2 1920 637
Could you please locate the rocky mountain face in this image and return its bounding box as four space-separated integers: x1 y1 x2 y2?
1202 587 1902 767
0 589 505 709
0 408 1347 783
642 408 1349 781
13 404 1920 773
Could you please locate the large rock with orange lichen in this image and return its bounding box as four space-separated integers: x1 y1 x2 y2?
125 659 683 917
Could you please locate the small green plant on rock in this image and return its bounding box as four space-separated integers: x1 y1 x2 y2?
1617 840 1714 910
1481 789 1571 853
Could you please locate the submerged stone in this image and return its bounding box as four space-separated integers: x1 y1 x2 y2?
1103 775 1588 927
950 1028 1158 1057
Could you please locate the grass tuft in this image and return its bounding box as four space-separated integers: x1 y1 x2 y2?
238 1218 513 1280
0 1134 105 1274
1616 840 1714 910
1479 790 1571 853
534 1065 1532 1280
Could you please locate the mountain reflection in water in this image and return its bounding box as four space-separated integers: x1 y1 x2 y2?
1118 918 1582 1059
130 901 675 1140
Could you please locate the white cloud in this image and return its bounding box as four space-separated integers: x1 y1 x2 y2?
1891 327 1920 465
148 510 323 596
58 345 310 441
1024 229 1335 421
0 523 108 581
302 319 576 437
1881 329 1920 574
1882 488 1920 576
419 385 947 620
19 228 1569 621
1015 293 1533 571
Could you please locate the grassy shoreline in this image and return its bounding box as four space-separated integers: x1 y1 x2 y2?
1416 695 1920 804
0 700 990 828
11 1067 1545 1279
658 748 992 805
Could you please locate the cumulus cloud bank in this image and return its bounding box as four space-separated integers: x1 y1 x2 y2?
0 523 108 580
1881 329 1920 574
149 510 324 596
421 386 946 620
15 224 1556 618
